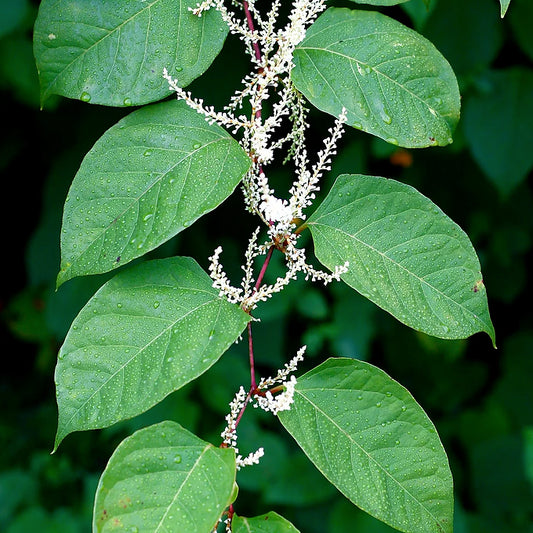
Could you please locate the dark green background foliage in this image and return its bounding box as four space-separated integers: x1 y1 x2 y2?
1 0 532 531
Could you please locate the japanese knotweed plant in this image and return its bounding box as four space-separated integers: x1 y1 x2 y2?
33 0 500 532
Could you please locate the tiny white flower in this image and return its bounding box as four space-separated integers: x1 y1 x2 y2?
236 447 265 470
260 195 293 225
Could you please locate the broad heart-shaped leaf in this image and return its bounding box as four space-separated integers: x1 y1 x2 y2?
307 174 495 345
292 8 460 148
278 358 454 533
57 99 251 287
93 421 235 532
34 0 227 107
54 257 250 449
232 512 300 533
463 68 533 197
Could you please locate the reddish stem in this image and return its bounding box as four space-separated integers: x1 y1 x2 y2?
243 1 262 63
247 246 274 391
234 388 254 430
242 1 263 122
248 322 257 390
255 245 274 291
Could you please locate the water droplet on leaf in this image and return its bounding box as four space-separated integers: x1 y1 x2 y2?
379 108 392 125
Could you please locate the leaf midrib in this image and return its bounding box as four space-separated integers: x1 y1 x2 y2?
154 443 209 532
45 0 162 96
60 298 216 436
309 221 487 331
62 135 231 276
296 388 445 530
296 46 442 119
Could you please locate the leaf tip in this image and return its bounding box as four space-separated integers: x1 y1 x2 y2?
56 264 72 289
488 329 497 349
52 432 63 454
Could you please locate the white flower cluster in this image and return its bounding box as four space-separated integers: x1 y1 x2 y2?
253 375 297 415
220 386 247 448
165 0 350 311
236 447 264 469
258 345 306 388
208 245 244 305
219 347 306 474
252 345 306 415
208 233 348 312
219 385 265 471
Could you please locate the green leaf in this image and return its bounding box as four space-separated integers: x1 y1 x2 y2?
292 8 460 148
54 257 250 449
500 0 512 17
401 0 437 32
232 512 300 533
463 68 533 197
422 0 503 78
509 0 533 62
93 421 235 533
57 99 251 286
33 0 228 107
307 174 495 344
278 357 454 533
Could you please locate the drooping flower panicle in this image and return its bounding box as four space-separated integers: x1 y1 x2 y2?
168 0 349 491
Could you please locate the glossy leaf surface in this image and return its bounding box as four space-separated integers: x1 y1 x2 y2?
307 174 495 344
292 8 460 148
233 512 300 533
34 0 227 106
55 257 250 448
279 358 454 533
93 421 235 532
463 68 533 197
57 99 251 286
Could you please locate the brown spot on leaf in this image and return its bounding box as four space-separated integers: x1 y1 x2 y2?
473 279 484 292
118 496 131 509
